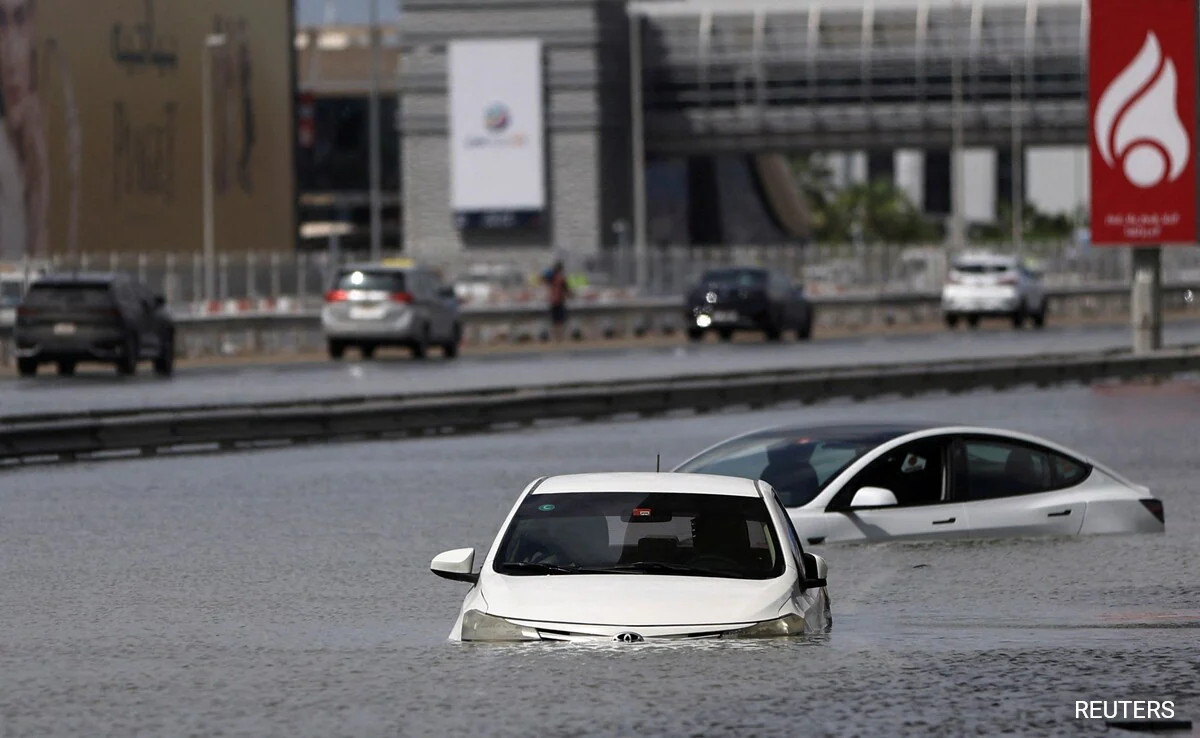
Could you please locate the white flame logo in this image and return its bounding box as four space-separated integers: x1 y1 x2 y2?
1094 32 1191 188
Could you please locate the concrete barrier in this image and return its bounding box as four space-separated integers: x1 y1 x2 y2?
2 345 1198 466
1 283 1196 362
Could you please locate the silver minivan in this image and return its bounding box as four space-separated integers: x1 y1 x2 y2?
320 262 462 360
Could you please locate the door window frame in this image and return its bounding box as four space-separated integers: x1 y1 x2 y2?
947 434 1094 502
825 435 951 511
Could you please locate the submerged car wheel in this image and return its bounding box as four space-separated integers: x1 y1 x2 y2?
17 358 37 377
57 360 76 376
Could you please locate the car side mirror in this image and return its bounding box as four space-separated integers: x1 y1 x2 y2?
849 486 899 509
431 547 478 583
801 552 828 589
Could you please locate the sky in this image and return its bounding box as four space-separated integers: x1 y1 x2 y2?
293 0 1087 218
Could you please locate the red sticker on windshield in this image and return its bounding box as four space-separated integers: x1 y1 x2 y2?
632 508 653 517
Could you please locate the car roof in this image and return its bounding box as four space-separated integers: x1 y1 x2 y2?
952 252 1017 265
734 421 945 443
531 472 763 498
31 272 123 285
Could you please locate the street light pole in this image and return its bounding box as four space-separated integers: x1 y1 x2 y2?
202 33 227 303
949 0 965 248
368 0 383 261
629 10 648 293
1011 55 1023 258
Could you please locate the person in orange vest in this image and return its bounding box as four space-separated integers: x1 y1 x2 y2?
544 260 572 341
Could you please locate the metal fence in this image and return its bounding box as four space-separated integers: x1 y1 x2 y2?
5 241 1200 310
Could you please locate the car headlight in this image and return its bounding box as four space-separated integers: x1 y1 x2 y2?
724 614 808 638
460 610 542 642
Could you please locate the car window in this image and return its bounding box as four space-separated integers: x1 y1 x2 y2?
675 438 873 508
492 491 785 580
332 269 406 293
23 283 114 308
699 269 767 287
831 437 946 508
952 261 1013 274
951 438 1090 500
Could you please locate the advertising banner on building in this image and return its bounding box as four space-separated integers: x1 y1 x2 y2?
1089 0 1197 245
447 38 545 230
0 0 295 260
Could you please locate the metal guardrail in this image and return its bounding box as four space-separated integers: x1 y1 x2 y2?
2 345 1198 466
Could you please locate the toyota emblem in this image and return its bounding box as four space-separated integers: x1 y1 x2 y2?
614 632 644 643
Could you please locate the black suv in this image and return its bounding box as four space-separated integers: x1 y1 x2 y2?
684 266 813 342
12 272 175 377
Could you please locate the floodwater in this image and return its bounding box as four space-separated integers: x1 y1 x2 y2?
1 382 1198 737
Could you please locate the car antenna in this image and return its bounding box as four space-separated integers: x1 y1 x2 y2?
656 454 660 472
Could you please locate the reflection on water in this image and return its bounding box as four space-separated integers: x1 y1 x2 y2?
0 383 1197 736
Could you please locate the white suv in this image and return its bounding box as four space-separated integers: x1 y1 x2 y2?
941 252 1046 329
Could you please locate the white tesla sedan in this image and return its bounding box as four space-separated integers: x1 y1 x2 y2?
672 422 1164 545
429 472 832 642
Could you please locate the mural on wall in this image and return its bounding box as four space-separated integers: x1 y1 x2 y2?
0 0 292 260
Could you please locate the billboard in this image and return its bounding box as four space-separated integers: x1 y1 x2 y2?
1089 0 1196 245
447 38 545 230
0 0 295 260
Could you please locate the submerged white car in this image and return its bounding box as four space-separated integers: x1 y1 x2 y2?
672 422 1164 545
430 472 832 642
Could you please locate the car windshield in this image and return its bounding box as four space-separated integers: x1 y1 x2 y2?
674 434 891 507
699 269 766 287
23 283 113 307
492 491 785 580
332 269 406 292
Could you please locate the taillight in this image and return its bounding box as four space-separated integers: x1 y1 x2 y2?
390 292 412 303
998 275 1018 285
325 289 348 302
1139 498 1165 524
15 307 35 318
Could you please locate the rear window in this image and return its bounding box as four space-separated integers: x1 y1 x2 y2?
700 269 767 287
952 262 1013 274
23 283 114 307
332 269 406 292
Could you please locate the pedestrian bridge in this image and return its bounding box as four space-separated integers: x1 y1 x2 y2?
633 0 1089 154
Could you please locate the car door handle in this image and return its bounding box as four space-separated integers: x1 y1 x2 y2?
1047 510 1072 518
931 517 956 525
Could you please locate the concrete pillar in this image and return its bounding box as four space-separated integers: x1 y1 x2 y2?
1131 247 1163 353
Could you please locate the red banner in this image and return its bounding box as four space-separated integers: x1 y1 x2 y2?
1089 0 1197 245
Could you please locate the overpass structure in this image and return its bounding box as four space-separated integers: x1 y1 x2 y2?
633 0 1089 154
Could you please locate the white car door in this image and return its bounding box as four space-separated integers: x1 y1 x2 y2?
816 436 968 543
949 436 1088 538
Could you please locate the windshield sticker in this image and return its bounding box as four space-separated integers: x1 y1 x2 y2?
631 508 653 518
901 454 927 473
537 504 555 511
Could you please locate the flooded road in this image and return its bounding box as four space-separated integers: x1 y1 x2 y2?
1 382 1198 736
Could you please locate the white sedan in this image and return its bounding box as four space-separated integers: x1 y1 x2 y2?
429 472 832 642
672 422 1164 545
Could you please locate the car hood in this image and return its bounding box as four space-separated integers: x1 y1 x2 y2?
479 571 793 628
